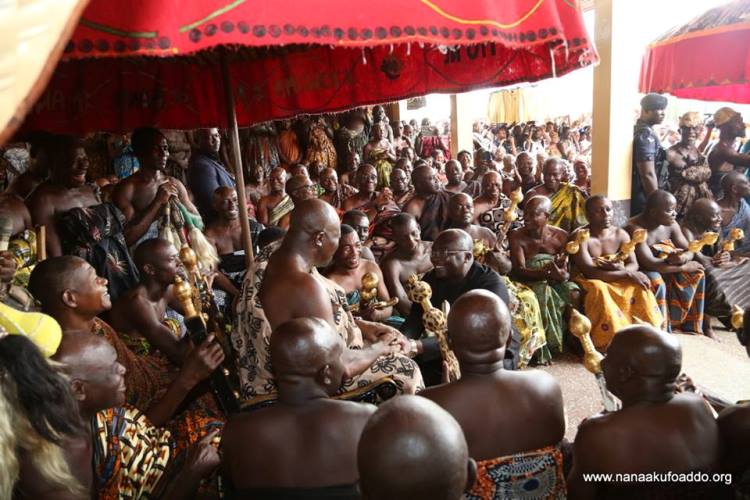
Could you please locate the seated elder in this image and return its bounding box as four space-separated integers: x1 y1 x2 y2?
627 190 706 336
233 199 423 400
527 157 587 232
509 196 580 362
421 290 566 499
571 195 662 351
324 224 396 324
567 325 726 499
222 318 374 499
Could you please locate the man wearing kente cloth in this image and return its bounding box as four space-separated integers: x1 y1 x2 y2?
527 158 587 232
510 196 581 363
472 171 511 232
112 127 200 248
568 325 728 499
401 229 518 386
258 167 294 229
363 122 397 189
628 190 707 336
718 171 750 255
233 199 423 400
51 331 222 499
222 318 373 499
319 167 357 212
204 187 265 315
324 224 399 326
404 165 452 241
29 256 227 459
682 198 750 335
422 291 567 500
571 196 662 352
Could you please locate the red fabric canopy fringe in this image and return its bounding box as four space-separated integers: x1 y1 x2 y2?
20 0 597 134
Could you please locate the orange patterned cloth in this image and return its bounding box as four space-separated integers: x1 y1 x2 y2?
466 445 566 500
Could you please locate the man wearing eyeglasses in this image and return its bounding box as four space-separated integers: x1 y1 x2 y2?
401 229 518 386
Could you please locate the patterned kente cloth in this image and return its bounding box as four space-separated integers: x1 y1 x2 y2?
59 202 139 303
268 194 294 227
94 319 225 442
367 145 394 190
574 269 663 351
525 254 579 361
548 183 587 232
698 243 750 325
465 445 566 500
232 242 424 399
418 191 452 241
646 240 706 334
93 405 174 500
503 277 547 369
305 123 338 171
8 228 36 288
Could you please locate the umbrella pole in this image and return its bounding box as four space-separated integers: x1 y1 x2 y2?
220 53 254 266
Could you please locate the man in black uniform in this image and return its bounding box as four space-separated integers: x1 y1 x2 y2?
401 229 519 386
632 93 669 216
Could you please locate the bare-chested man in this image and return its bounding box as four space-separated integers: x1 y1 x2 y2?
381 213 433 316
222 317 375 497
627 190 706 336
108 238 188 366
404 165 452 241
510 196 580 358
421 290 565 498
112 127 198 246
708 107 750 196
274 174 319 230
257 166 292 228
324 224 395 322
342 209 376 262
358 395 475 500
27 135 100 257
571 196 662 351
510 151 538 196
233 199 423 399
568 325 725 499
339 151 360 188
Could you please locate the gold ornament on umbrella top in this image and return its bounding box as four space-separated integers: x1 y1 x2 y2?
349 272 398 314
406 274 460 382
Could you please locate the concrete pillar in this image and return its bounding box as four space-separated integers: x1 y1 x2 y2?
450 94 474 157
591 0 644 221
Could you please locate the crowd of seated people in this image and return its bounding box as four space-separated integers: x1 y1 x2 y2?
0 101 748 498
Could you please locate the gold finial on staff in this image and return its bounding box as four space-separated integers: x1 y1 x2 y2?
349 272 398 313
722 228 744 252
686 231 719 254
406 275 460 382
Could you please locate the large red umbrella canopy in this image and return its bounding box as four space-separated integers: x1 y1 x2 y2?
639 0 750 104
17 0 597 135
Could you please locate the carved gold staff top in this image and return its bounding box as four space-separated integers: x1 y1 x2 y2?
406 274 460 382
349 272 398 314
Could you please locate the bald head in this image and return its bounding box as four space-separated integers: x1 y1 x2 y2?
721 170 749 194
525 195 551 215
448 290 511 357
289 198 340 236
644 189 675 213
133 238 175 272
434 229 473 252
603 325 682 398
270 317 344 390
358 395 473 500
